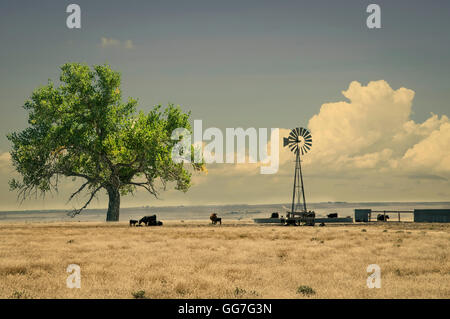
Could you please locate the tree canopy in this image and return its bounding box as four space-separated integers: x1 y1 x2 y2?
7 63 204 221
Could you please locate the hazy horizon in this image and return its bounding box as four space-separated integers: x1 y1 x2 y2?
2 200 450 213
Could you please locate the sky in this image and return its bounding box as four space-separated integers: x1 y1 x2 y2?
0 0 449 210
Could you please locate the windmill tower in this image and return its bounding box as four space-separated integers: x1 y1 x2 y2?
283 127 314 225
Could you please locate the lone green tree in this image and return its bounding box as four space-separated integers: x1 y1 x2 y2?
8 63 204 221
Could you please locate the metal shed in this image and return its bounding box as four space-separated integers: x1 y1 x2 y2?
414 209 450 223
355 209 371 222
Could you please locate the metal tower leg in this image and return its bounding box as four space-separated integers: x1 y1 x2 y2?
298 153 307 212
291 152 308 215
291 152 299 217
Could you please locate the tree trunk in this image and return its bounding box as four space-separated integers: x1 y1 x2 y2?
106 186 120 221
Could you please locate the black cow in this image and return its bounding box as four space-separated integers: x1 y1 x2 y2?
139 215 157 226
129 219 138 227
210 213 222 225
327 213 338 218
377 214 390 221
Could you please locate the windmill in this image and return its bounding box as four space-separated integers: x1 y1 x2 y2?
283 127 315 225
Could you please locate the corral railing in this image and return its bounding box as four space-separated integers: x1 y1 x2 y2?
369 210 413 222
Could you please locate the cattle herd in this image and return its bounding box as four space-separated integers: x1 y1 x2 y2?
129 215 163 227
130 212 390 227
129 213 223 227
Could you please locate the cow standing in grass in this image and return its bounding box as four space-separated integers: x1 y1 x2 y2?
210 213 222 225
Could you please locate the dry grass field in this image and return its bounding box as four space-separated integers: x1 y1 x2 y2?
0 220 449 299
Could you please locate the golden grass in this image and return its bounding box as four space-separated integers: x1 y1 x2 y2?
0 220 449 299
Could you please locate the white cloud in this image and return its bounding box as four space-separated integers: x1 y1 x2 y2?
401 122 450 173
296 80 450 176
308 80 414 159
124 40 135 49
199 80 450 191
100 37 135 49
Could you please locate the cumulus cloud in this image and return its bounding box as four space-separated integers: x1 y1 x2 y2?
100 37 135 49
298 80 450 177
308 81 413 160
200 79 450 189
401 122 450 173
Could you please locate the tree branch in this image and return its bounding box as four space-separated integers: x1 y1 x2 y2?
67 180 90 203
67 185 102 218
127 181 159 198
